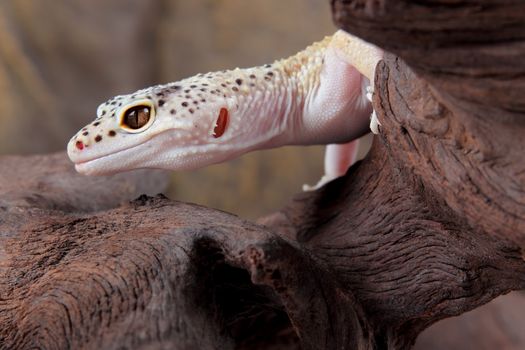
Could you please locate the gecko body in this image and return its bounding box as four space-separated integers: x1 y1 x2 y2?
67 31 382 187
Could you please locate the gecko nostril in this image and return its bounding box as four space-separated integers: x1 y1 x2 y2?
75 141 84 150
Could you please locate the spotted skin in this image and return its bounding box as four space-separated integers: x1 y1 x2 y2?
67 30 383 183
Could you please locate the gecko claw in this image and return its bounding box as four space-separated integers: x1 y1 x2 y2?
366 85 380 134
370 110 381 134
366 85 373 102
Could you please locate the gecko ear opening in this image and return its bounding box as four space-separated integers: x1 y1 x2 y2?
212 108 229 138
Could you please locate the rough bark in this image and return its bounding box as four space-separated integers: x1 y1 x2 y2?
1 1 525 349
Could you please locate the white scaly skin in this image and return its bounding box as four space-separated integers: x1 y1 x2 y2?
67 30 383 185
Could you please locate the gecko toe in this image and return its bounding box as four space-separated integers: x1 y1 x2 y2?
302 174 338 192
370 110 381 134
366 85 374 102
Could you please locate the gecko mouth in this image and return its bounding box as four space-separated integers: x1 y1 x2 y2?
71 130 215 175
70 129 176 175
73 138 153 175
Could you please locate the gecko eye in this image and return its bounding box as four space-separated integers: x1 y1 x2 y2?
119 101 155 133
123 106 150 129
212 108 229 138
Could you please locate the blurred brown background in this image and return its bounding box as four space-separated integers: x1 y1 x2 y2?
0 0 370 218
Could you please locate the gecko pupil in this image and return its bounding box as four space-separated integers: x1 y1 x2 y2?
122 105 150 129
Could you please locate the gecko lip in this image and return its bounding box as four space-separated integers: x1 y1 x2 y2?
73 141 151 175
71 134 151 165
71 129 209 175
71 130 170 174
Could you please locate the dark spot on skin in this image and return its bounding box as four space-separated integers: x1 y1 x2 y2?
82 127 87 131
215 89 221 93
108 130 116 137
184 89 190 93
221 83 227 88
232 86 239 92
250 83 255 87
265 64 271 68
189 108 194 114
200 88 206 92
173 85 181 90
264 76 271 81
193 101 198 105
236 79 242 85
202 83 208 86
95 135 102 142
170 109 176 114
185 95 191 98
156 92 164 97
201 99 206 102
82 131 89 136
101 110 106 116
182 102 188 107
249 74 256 79
190 85 197 88
267 71 274 76
93 121 100 126
110 101 116 105
75 141 84 150
118 102 122 107
159 100 165 106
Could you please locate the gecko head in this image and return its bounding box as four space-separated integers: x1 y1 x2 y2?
67 77 248 175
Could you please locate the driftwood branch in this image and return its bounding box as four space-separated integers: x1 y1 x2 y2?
1 1 525 349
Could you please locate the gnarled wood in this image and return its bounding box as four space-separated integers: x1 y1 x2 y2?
331 0 525 246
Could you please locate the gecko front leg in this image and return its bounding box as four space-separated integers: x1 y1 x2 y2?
303 31 383 190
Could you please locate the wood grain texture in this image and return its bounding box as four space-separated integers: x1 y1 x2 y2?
1 0 525 349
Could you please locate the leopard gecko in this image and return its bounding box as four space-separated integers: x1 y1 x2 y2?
67 30 383 190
